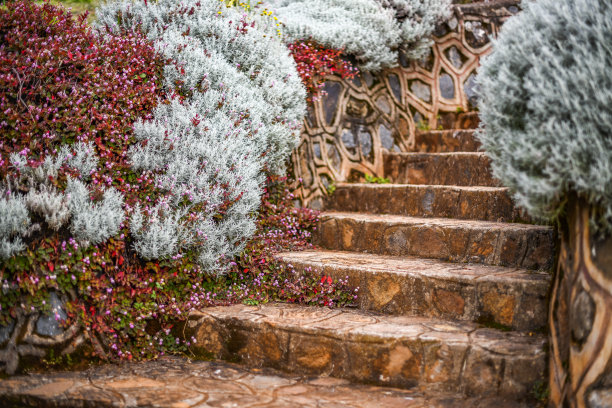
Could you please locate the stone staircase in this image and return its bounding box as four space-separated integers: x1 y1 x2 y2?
185 119 555 404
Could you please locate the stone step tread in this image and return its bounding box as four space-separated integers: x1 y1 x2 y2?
387 151 487 157
317 212 554 270
276 250 549 331
193 304 547 351
454 111 480 130
322 211 552 232
0 356 532 408
414 129 480 153
336 182 504 191
383 151 498 187
186 303 547 398
331 183 522 221
277 249 550 286
416 129 476 135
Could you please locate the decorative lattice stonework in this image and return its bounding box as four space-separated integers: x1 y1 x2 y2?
291 0 521 209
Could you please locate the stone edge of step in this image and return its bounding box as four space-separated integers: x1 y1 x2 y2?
320 211 553 232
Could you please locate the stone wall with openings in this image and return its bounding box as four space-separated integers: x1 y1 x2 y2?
291 0 521 209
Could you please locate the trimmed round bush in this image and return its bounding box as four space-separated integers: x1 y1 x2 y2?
477 0 612 233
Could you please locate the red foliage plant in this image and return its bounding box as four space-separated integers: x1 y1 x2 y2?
0 0 175 362
0 1 164 188
287 40 358 103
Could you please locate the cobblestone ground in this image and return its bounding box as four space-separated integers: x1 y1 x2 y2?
0 356 530 407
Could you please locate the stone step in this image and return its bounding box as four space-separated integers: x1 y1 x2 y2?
414 129 481 153
276 250 549 332
185 303 547 399
384 152 498 186
328 183 529 222
316 212 554 270
455 111 480 129
0 356 535 408
438 111 480 130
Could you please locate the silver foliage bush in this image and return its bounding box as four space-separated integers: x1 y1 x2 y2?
380 0 452 60
96 0 306 273
0 194 30 259
25 185 70 231
477 0 612 234
65 178 124 246
0 143 126 258
96 0 305 173
267 0 451 71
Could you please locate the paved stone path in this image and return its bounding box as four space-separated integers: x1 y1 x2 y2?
0 356 530 407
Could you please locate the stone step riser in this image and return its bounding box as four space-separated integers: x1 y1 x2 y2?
438 111 480 130
277 251 550 332
414 130 481 153
328 184 529 223
384 152 498 186
185 304 547 399
455 112 480 130
316 213 554 270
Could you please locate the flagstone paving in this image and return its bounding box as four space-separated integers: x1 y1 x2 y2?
0 356 534 407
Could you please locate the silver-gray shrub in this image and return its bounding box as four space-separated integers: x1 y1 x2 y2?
0 143 125 258
96 0 306 273
65 178 124 246
96 0 306 174
266 0 451 71
0 194 30 259
477 0 612 234
128 95 263 271
380 0 452 60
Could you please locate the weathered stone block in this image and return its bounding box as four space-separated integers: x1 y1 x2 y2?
315 212 555 270
384 152 498 186
276 250 550 331
185 303 546 399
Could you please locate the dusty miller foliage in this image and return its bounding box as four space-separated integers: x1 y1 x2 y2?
267 0 451 71
477 0 612 234
95 0 306 273
379 0 451 60
0 143 125 259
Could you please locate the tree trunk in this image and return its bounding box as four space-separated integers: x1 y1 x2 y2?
549 196 612 407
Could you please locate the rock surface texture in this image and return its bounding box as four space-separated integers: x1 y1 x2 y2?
0 356 534 407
